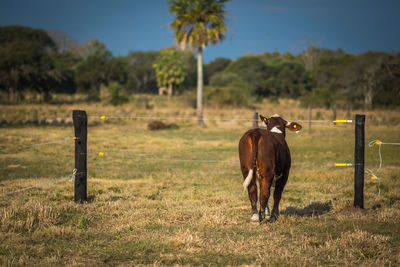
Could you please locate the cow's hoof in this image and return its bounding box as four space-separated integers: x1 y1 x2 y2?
250 213 260 223
268 214 277 223
260 209 268 220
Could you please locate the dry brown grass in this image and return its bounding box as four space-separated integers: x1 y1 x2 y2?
0 97 399 266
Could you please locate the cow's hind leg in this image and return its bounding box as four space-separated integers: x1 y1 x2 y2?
247 176 259 222
259 172 273 221
270 171 289 222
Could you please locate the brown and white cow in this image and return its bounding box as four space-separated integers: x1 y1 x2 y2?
238 114 302 222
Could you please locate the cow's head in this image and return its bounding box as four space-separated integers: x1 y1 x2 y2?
259 114 302 137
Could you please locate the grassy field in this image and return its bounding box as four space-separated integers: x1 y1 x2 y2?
1 98 399 266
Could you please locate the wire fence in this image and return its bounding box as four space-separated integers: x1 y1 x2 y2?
1 111 399 197
365 140 400 195
0 135 76 195
2 169 84 196
87 114 336 124
0 137 75 153
91 152 239 164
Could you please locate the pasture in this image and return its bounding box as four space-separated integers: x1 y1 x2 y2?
1 99 399 266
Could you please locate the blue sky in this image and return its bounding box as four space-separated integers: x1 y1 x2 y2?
1 0 399 62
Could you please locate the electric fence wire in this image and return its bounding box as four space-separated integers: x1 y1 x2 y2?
2 169 85 196
0 137 75 153
365 168 382 196
366 139 400 196
87 114 333 124
4 158 59 168
3 117 396 196
368 140 400 170
91 152 239 164
1 136 77 195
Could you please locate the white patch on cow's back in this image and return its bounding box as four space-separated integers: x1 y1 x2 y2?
270 126 282 134
271 114 280 117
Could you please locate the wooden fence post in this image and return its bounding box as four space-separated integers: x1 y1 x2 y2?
253 112 258 128
333 105 337 125
308 106 312 134
73 110 87 203
354 114 365 208
346 105 351 117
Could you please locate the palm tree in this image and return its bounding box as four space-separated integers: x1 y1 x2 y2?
169 0 230 127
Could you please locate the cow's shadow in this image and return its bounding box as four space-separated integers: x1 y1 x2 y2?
282 200 332 217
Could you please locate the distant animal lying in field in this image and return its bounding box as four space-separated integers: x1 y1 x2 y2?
238 114 302 223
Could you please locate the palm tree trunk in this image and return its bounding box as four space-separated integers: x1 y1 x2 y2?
197 48 204 127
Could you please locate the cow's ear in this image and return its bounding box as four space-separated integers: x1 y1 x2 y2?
286 121 302 132
260 115 268 127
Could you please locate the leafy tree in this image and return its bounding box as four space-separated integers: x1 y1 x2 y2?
153 47 186 100
179 49 197 92
204 57 231 85
209 71 243 86
0 25 56 49
225 56 267 93
75 40 127 101
299 87 337 108
258 51 302 66
272 61 312 97
107 81 129 106
75 50 111 100
169 0 230 127
300 45 320 71
47 30 79 53
0 25 75 102
312 49 355 90
46 53 77 96
338 52 386 107
107 56 128 85
372 53 400 107
74 38 109 58
126 51 159 93
204 84 256 108
211 56 311 99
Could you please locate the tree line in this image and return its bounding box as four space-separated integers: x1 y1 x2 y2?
0 25 399 108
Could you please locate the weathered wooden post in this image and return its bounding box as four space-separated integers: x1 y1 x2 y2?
354 114 365 208
253 112 258 128
73 110 87 203
308 106 312 134
333 105 337 125
346 105 351 117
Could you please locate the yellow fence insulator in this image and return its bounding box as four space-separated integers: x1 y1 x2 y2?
335 163 353 167
333 120 353 124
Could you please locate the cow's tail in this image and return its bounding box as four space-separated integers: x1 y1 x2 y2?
243 133 259 190
242 169 254 190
